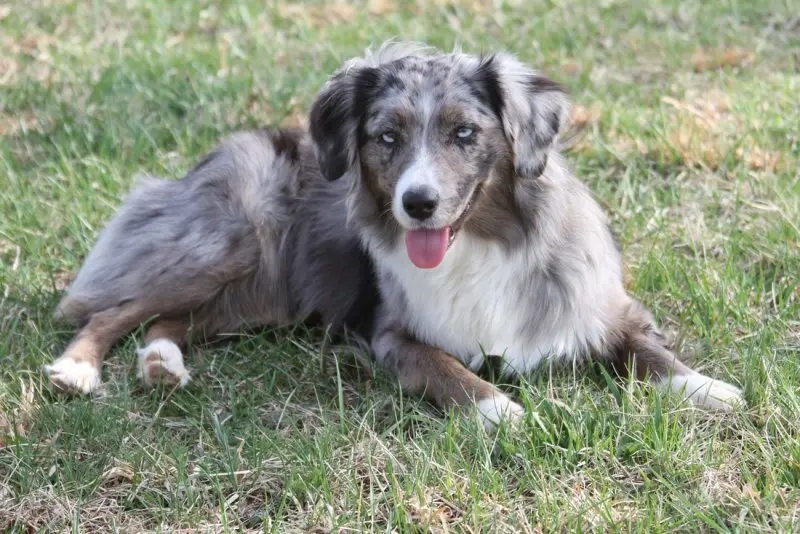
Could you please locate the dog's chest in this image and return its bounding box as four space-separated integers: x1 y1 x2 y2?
377 236 537 371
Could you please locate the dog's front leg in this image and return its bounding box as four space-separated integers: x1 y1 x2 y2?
372 326 523 431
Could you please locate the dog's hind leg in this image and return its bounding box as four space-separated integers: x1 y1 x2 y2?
609 300 744 410
44 301 154 394
136 318 192 389
48 131 293 393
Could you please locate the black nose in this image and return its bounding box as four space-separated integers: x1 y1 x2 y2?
402 188 439 220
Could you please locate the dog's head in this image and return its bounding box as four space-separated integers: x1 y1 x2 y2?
309 42 569 268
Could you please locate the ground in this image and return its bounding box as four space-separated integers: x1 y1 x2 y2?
0 0 799 531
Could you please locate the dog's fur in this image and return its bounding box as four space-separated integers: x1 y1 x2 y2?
45 43 744 429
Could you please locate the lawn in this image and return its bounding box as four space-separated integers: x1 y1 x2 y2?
1 0 799 531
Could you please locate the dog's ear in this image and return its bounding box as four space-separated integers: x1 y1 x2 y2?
309 63 380 181
473 54 570 179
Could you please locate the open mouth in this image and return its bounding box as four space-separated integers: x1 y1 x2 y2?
404 185 482 269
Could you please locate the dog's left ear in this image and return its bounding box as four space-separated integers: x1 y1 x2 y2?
473 54 570 179
309 62 380 181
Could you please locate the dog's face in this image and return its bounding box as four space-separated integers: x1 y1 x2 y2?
310 44 569 268
357 58 507 242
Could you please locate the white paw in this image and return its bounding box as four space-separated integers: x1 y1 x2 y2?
659 372 744 411
136 339 191 388
44 357 102 394
476 393 524 432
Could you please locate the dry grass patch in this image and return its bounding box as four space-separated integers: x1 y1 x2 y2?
660 89 738 170
570 102 604 129
692 47 755 72
0 380 36 446
278 3 358 28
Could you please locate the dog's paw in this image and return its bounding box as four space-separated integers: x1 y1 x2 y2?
136 339 191 388
660 372 745 411
476 393 524 432
44 357 102 395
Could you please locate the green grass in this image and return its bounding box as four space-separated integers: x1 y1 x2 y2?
1 0 799 531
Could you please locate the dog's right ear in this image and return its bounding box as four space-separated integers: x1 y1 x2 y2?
309 64 380 181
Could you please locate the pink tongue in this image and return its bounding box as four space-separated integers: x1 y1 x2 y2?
405 228 451 269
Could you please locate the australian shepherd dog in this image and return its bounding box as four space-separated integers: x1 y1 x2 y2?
45 43 744 429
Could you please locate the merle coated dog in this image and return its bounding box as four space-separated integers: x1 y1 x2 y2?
45 43 744 429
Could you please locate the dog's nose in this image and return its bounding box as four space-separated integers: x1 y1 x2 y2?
402 188 439 220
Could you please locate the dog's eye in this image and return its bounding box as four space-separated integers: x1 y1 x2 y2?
456 127 473 139
380 132 396 145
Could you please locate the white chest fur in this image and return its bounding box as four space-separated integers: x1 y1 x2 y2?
372 234 609 376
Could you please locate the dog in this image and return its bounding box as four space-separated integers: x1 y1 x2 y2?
44 42 744 429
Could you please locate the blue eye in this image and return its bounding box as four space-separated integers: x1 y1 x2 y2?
381 132 396 144
456 126 473 139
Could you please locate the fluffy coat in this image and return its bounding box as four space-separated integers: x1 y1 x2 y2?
45 43 744 428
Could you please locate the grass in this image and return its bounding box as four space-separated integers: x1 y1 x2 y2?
0 0 798 531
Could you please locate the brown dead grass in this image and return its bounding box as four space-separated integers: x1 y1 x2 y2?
276 0 494 26
280 96 309 130
564 103 604 153
0 113 48 137
570 102 604 129
280 113 309 130
0 487 153 532
692 48 755 72
561 58 582 76
240 87 275 127
100 460 136 486
368 0 397 16
0 56 18 85
426 0 491 14
598 89 784 173
0 380 36 447
735 144 782 172
1 33 58 86
53 270 75 292
564 475 641 527
278 3 358 28
570 88 755 170
661 89 736 170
